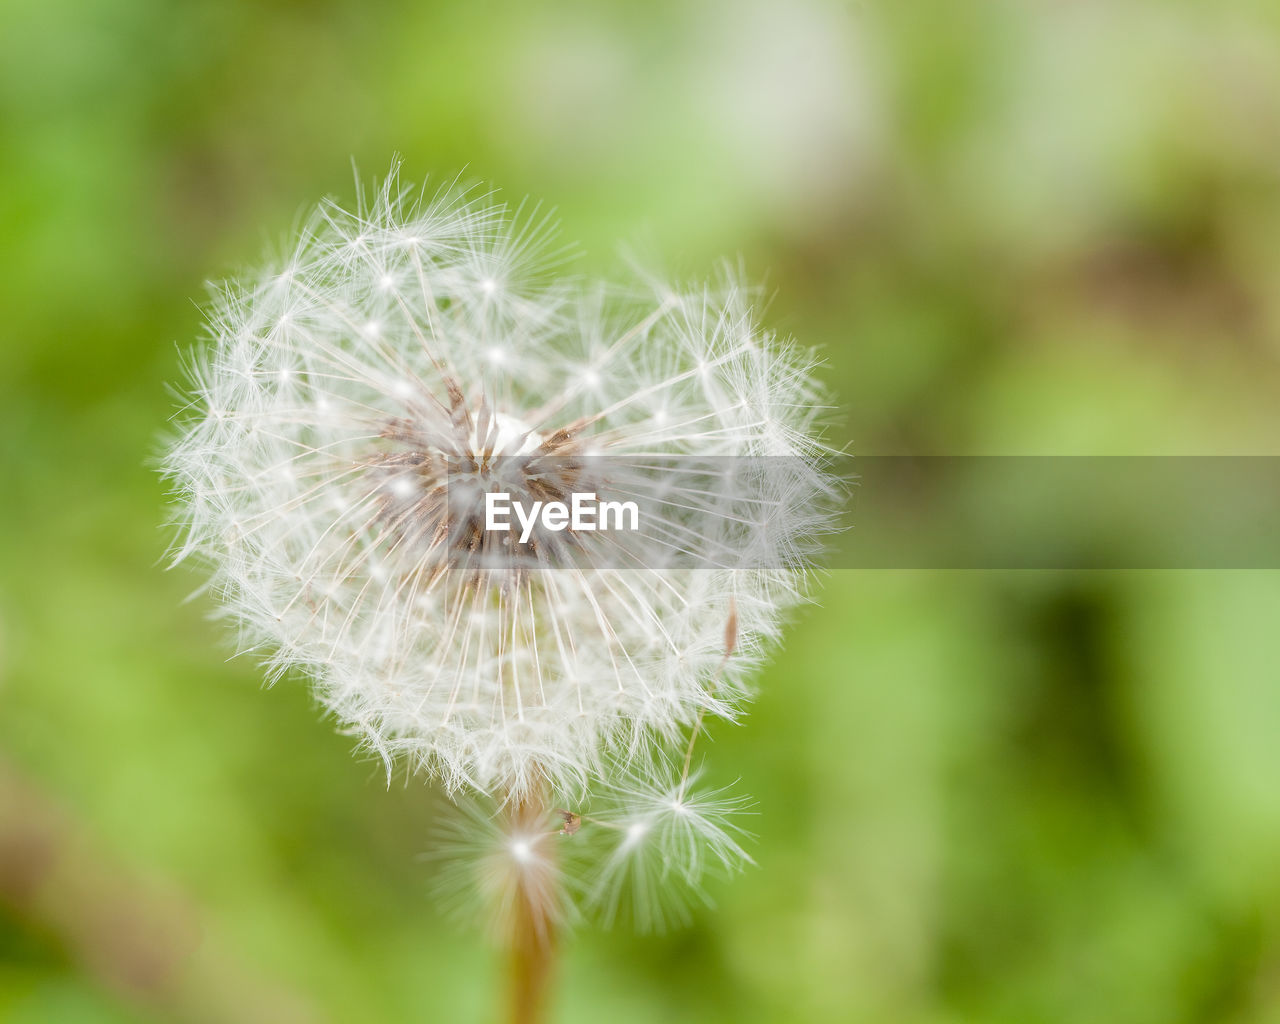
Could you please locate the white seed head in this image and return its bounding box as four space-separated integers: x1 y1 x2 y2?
163 168 833 801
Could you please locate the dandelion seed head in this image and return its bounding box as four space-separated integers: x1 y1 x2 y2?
163 166 833 801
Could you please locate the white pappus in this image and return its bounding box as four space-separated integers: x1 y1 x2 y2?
163 165 836 934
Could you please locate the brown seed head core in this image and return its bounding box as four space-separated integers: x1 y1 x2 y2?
358 387 598 588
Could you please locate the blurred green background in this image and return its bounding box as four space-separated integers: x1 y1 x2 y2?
4 1 1280 1021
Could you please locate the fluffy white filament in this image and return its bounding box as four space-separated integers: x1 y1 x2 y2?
164 169 831 805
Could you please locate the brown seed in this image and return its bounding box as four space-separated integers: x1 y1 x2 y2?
724 596 738 659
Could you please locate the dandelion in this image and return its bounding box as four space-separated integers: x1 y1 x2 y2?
163 165 835 1023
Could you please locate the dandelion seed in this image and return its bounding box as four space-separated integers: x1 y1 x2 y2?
429 797 577 942
584 763 755 932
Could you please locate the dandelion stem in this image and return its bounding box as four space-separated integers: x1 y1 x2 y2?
507 788 556 1024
